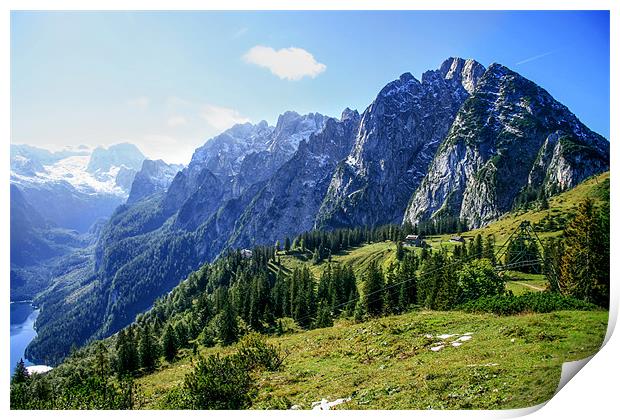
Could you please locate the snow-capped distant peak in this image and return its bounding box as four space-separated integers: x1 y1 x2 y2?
12 155 129 196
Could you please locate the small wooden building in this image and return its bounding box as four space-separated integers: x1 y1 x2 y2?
450 235 465 243
404 234 423 247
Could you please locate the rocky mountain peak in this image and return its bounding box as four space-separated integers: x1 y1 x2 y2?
340 107 359 121
404 60 609 229
86 142 145 174
127 159 183 204
378 72 421 99
268 111 327 153
438 57 486 94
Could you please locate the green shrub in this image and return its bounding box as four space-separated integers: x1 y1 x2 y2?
456 259 505 304
458 292 598 315
167 354 255 409
236 333 286 372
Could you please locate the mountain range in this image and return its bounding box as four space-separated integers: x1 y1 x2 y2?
10 143 181 300
18 57 609 364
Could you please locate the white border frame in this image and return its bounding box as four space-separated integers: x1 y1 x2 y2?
1 2 616 420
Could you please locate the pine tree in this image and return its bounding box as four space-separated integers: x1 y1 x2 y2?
353 299 365 323
284 237 291 252
138 324 158 371
162 323 178 362
483 235 496 265
383 268 398 315
217 301 238 346
540 192 549 210
175 320 189 348
11 358 30 385
314 301 333 328
363 262 385 316
559 199 609 307
474 234 483 259
94 341 111 402
396 241 405 260
542 238 563 291
115 329 138 376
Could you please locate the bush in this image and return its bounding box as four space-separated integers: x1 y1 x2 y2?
273 317 302 335
167 354 255 409
458 292 598 315
456 259 505 304
236 333 286 372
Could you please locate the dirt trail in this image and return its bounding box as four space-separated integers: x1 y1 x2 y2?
512 281 546 292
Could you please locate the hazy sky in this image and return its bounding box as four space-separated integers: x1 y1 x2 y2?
11 10 610 164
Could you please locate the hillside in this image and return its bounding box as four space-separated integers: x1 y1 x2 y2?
11 170 609 410
137 310 607 409
278 171 608 285
130 173 608 409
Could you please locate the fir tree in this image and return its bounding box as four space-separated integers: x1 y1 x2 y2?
363 262 385 316
559 199 609 307
138 324 158 371
11 358 30 385
162 323 178 362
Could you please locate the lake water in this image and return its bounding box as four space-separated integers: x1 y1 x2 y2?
10 302 39 376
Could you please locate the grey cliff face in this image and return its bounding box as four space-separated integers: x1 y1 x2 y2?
316 58 486 229
404 63 609 228
164 113 326 223
232 112 326 195
127 159 183 204
227 110 360 249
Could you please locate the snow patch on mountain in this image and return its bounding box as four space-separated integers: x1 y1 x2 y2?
12 155 131 197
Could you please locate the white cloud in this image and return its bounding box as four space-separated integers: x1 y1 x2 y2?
127 96 150 108
200 104 250 132
167 115 188 127
243 45 326 81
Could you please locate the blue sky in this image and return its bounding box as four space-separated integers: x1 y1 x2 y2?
11 10 610 164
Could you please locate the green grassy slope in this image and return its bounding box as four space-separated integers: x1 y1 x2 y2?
137 309 607 409
278 241 401 279
277 172 608 293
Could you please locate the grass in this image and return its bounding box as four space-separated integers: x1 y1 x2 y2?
503 271 549 296
278 241 404 280
137 309 608 410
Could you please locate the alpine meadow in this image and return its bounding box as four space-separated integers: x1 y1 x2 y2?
9 10 610 412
